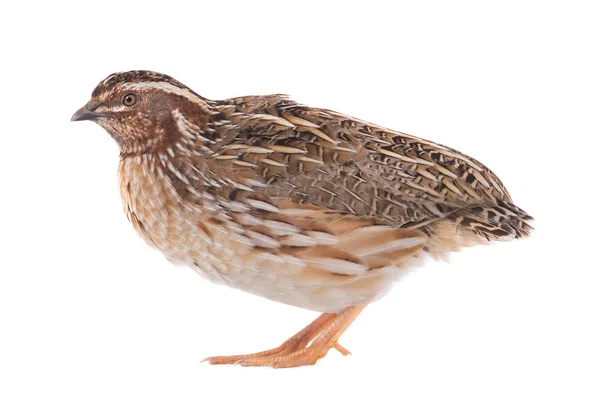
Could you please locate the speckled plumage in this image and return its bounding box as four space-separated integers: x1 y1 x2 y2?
72 70 533 367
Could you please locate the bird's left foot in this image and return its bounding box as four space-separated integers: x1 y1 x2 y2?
203 306 362 368
234 338 351 368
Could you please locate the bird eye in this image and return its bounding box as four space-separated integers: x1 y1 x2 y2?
122 93 138 107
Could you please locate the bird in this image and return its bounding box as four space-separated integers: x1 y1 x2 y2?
71 70 533 368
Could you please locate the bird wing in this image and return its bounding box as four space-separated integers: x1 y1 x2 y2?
206 94 513 230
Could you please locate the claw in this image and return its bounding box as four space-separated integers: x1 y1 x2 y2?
333 342 351 356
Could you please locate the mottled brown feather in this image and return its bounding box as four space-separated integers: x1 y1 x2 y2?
77 71 533 312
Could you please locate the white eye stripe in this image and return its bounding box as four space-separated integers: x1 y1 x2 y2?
121 81 209 109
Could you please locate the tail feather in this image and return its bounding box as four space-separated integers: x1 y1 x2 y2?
421 201 533 260
457 201 533 241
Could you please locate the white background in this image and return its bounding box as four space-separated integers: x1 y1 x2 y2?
1 1 599 399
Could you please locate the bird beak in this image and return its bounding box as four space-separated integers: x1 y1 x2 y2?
71 100 105 122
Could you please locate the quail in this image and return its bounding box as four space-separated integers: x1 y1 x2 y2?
71 71 533 368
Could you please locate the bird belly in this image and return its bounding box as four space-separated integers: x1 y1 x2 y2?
183 229 420 313
130 198 415 313
118 156 422 313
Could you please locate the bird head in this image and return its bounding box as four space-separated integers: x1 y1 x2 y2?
71 71 211 155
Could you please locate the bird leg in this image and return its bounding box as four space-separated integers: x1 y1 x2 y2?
203 312 340 365
203 306 364 368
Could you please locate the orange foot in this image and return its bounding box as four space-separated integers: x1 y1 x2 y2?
203 306 364 368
